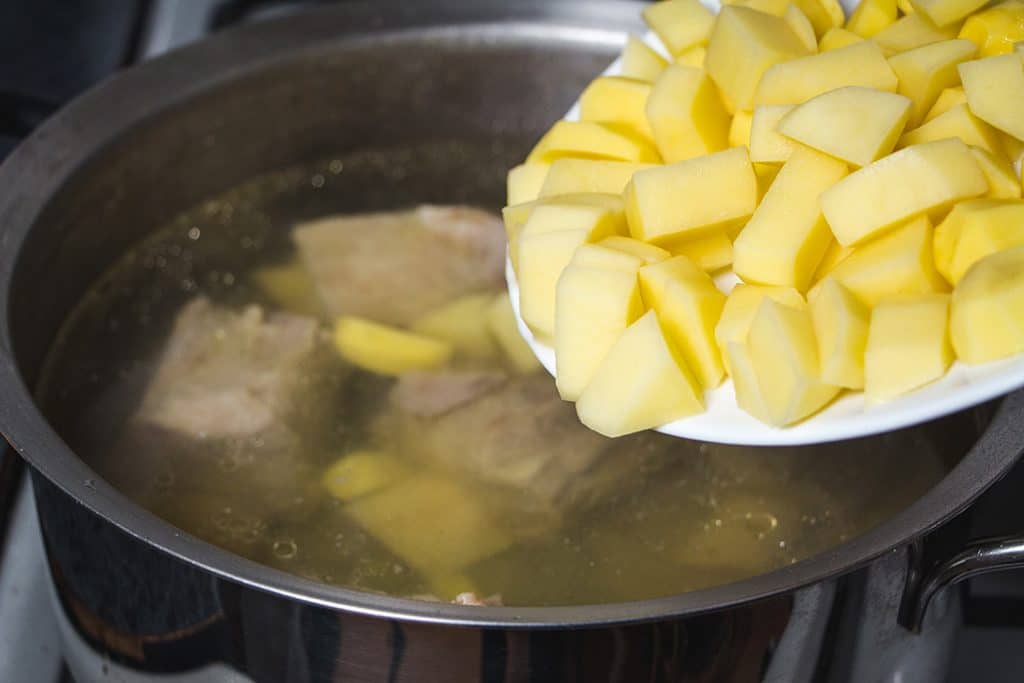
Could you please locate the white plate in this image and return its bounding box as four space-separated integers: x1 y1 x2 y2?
505 1 1024 446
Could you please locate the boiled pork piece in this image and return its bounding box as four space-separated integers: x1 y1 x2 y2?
293 205 506 326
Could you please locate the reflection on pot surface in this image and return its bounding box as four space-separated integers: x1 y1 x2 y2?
38 143 955 607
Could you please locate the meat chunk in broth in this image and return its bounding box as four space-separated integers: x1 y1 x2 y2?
293 206 506 327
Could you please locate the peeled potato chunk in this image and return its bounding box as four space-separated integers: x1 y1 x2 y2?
487 292 541 373
678 45 708 67
323 450 409 502
625 146 758 243
569 243 646 272
812 239 855 284
785 5 820 51
911 0 988 27
898 103 1004 156
754 41 898 105
620 35 669 82
579 76 655 141
506 163 549 205
776 86 911 167
715 284 806 374
639 256 727 388
252 260 322 318
576 310 704 437
873 14 962 55
933 199 1024 283
959 1 1024 57
748 105 797 163
950 245 1024 363
816 215 949 307
969 146 1022 199
794 0 846 36
527 121 660 164
819 138 987 246
864 294 953 402
846 0 898 36
819 27 865 51
746 299 840 426
959 53 1024 142
810 278 871 388
411 293 499 360
503 192 623 270
599 235 670 264
924 86 967 122
729 109 754 147
888 39 978 126
539 159 655 198
555 264 644 400
733 145 849 291
705 5 812 112
646 64 730 163
664 230 734 272
334 317 453 375
643 0 716 56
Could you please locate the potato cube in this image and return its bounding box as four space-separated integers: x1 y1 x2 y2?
747 299 840 425
933 199 1024 283
959 1 1024 57
754 161 782 200
873 14 962 55
910 0 987 27
812 239 855 284
252 260 322 318
555 265 645 400
411 293 499 360
889 39 978 126
664 230 734 272
817 216 950 306
749 105 797 163
705 5 812 112
820 138 987 246
334 317 453 375
677 45 708 67
487 292 541 373
819 27 865 51
864 294 953 402
725 341 774 422
734 146 850 291
599 235 671 264
639 256 727 388
898 103 1004 156
1001 130 1024 164
776 86 912 167
576 310 704 437
646 65 730 163
580 76 655 141
754 41 899 105
923 86 967 122
625 146 758 243
950 245 1024 362
503 192 623 270
507 163 550 205
539 159 655 198
846 0 898 37
569 244 647 272
810 278 871 388
323 450 408 502
727 0 791 16
970 146 1022 199
795 0 846 37
643 0 716 55
729 110 754 147
899 0 916 15
786 5 820 51
620 35 670 82
527 121 660 164
715 284 806 374
959 53 1024 142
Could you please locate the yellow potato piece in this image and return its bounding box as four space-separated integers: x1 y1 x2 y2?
705 5 812 112
899 0 917 15
748 105 797 163
487 292 541 373
323 450 409 502
411 293 499 360
506 163 549 205
889 39 978 126
933 199 1024 283
663 230 734 272
809 278 871 388
923 86 966 122
747 299 840 426
527 121 660 164
555 264 644 400
754 41 898 105
898 103 1004 156
333 317 453 375
715 283 806 374
817 215 950 306
576 310 704 437
620 35 670 82
734 146 849 291
820 138 987 246
1001 130 1024 164
579 76 655 141
625 146 758 243
727 0 791 16
251 260 322 318
729 109 754 147
950 244 1024 363
970 146 1022 199
753 161 782 201
776 86 912 167
818 27 865 51
569 243 647 272
639 256 727 388
646 64 730 163
959 53 1024 142
846 0 898 36
959 1 1024 57
599 235 671 264
786 5 821 51
538 159 655 197
873 14 962 55
910 0 987 27
812 239 855 283
676 45 708 67
503 192 623 270
644 0 716 55
794 0 846 37
864 294 953 402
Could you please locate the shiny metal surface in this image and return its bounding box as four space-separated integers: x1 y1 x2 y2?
0 0 1022 639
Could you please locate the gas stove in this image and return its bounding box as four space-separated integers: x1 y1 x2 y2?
0 2 1022 681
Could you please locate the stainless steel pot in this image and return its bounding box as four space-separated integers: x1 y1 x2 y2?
1 3 1024 681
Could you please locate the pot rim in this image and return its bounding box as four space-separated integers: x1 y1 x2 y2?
0 0 1022 628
